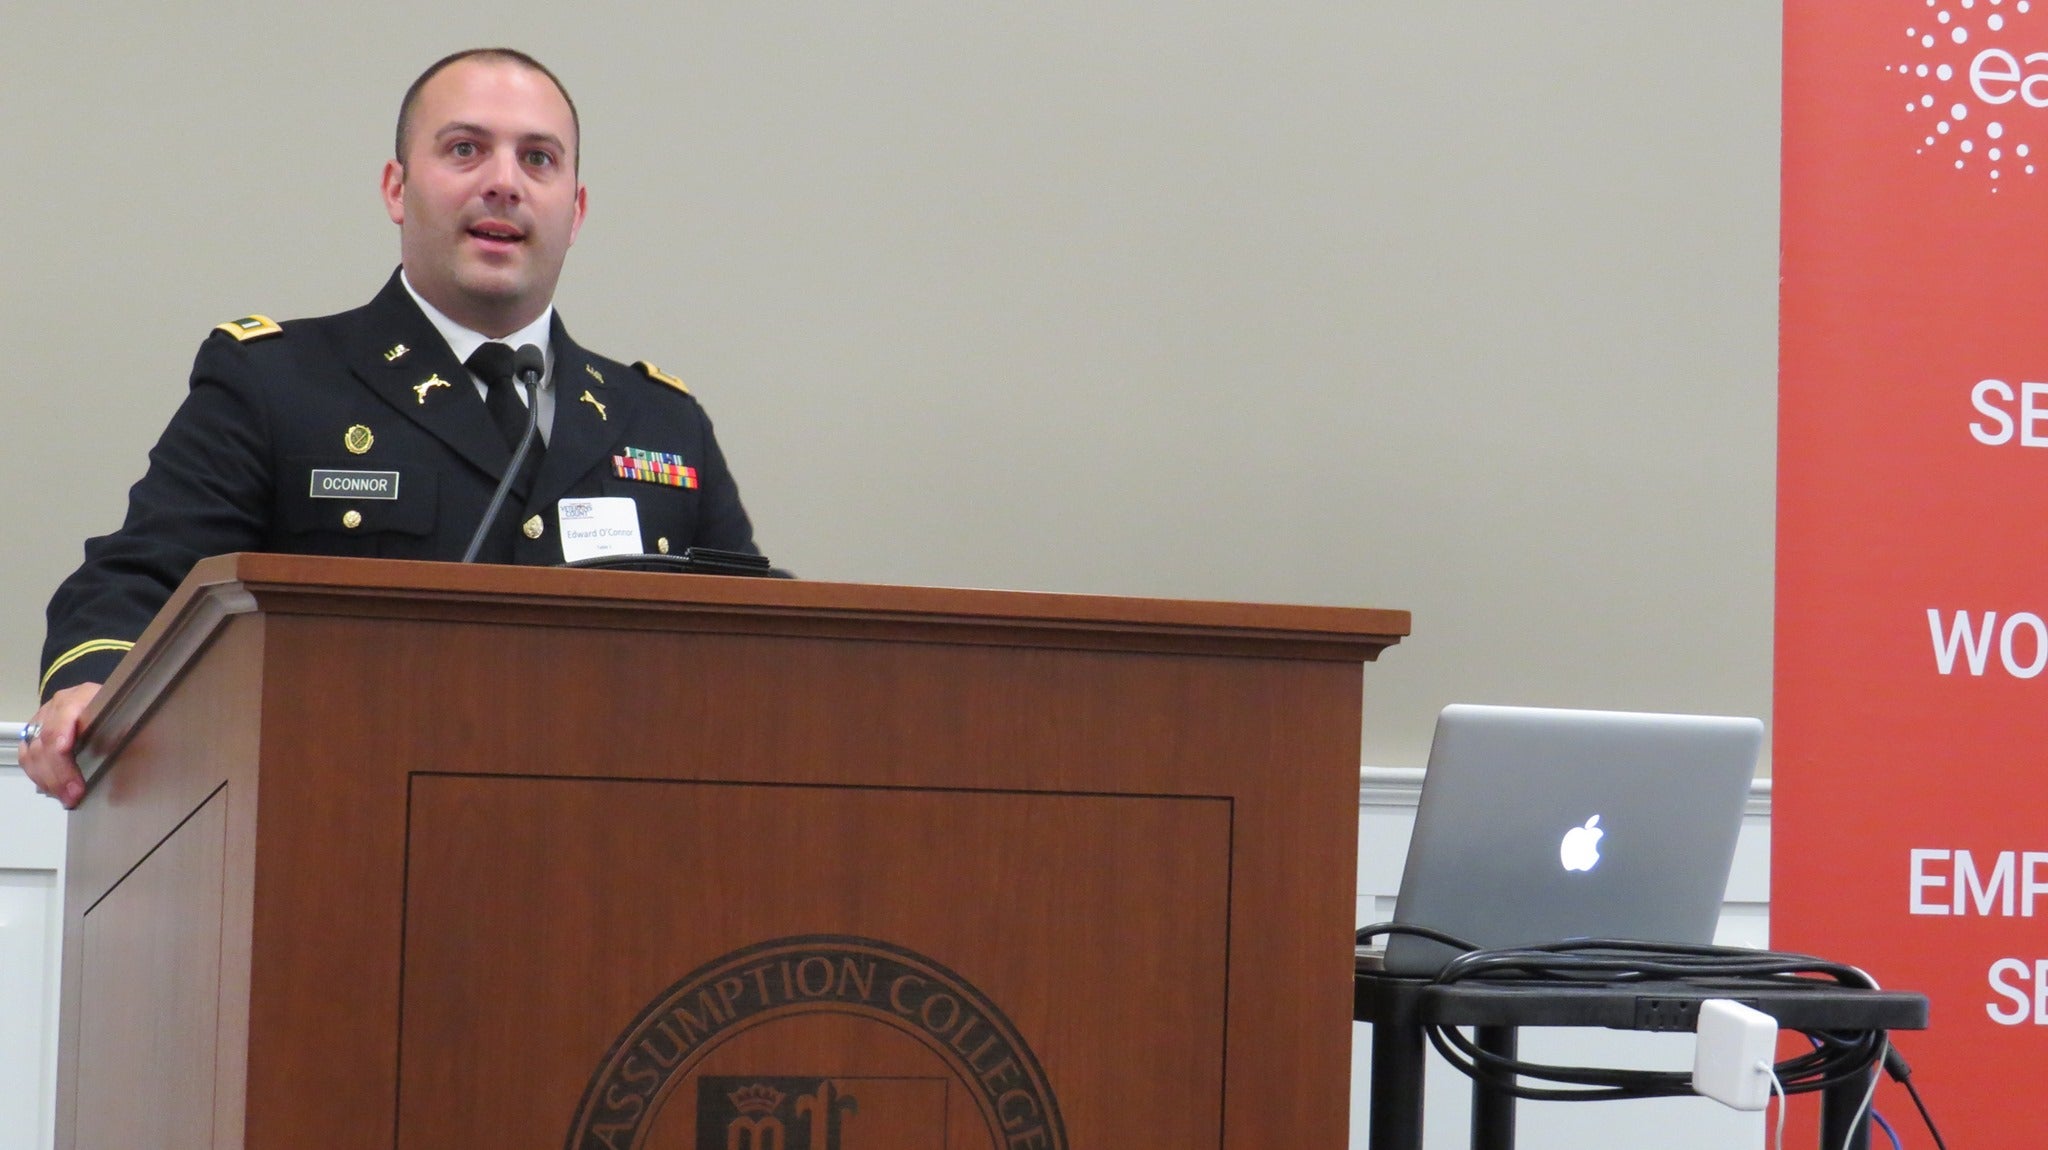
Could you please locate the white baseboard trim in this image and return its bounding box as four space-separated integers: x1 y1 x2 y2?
1361 764 1773 817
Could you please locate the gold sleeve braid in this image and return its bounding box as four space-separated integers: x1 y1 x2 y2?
39 639 135 695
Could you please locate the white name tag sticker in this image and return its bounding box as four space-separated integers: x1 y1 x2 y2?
556 497 643 563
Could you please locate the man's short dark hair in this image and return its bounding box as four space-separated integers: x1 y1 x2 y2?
395 48 580 171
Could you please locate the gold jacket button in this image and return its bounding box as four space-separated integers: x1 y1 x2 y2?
342 509 363 529
656 537 669 554
523 515 544 539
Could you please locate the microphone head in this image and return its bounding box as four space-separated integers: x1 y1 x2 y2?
512 343 546 383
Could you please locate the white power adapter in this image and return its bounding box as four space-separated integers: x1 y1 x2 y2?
1692 998 1779 1111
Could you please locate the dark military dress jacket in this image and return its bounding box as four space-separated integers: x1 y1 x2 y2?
39 271 759 699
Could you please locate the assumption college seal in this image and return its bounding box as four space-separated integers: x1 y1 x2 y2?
565 935 1068 1150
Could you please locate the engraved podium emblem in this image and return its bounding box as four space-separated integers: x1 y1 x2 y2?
698 1078 870 1150
567 936 1066 1150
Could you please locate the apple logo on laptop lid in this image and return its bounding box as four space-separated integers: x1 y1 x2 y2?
1559 815 1604 872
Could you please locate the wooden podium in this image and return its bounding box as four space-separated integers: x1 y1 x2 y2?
57 555 1406 1150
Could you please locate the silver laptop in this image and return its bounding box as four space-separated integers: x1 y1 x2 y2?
1380 704 1763 976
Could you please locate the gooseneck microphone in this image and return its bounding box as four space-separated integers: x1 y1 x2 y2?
510 343 547 387
459 343 548 564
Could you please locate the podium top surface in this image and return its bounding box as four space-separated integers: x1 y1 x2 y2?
81 554 1407 774
159 552 1409 647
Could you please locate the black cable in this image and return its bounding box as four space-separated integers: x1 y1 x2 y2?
1900 1076 1947 1150
1424 1023 1883 1102
1434 938 1878 992
1357 922 1479 951
1425 1024 1693 1100
1879 1044 1950 1150
1356 926 1894 1102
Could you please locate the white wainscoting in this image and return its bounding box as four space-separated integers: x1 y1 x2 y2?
0 749 1770 1150
0 722 65 1150
1353 766 1773 1150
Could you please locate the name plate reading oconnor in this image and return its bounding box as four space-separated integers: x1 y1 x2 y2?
309 469 401 500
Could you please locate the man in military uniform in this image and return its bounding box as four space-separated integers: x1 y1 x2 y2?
20 48 761 807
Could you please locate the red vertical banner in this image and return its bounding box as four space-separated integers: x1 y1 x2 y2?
1780 1 2048 1145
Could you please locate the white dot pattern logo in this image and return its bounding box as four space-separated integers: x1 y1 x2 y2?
1890 0 2043 191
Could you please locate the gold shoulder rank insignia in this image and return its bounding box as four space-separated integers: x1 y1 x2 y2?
215 315 283 342
633 360 690 395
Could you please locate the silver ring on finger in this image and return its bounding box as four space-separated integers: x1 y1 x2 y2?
18 722 39 748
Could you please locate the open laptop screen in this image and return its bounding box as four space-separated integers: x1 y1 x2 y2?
1381 704 1762 977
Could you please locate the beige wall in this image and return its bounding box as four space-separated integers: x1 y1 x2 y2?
0 4 1781 769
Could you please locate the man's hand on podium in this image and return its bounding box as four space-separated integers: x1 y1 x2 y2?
20 682 100 809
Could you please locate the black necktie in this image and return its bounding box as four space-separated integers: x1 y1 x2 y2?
466 342 533 453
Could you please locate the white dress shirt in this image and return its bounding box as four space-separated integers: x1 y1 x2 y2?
400 269 558 444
